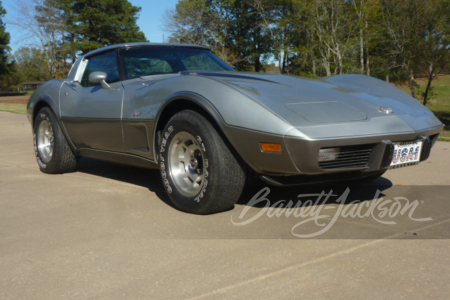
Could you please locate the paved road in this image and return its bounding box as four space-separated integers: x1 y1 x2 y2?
1 111 449 299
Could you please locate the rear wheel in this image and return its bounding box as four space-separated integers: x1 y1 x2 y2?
159 110 245 214
33 107 77 174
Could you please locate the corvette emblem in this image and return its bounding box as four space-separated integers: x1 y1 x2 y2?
133 111 141 117
378 107 394 114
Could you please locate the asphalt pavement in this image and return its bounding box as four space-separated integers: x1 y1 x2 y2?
1 111 449 299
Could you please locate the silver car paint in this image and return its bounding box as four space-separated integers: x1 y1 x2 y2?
27 43 444 177
59 80 125 152
206 73 441 136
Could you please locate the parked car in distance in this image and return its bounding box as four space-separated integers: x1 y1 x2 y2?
27 43 444 214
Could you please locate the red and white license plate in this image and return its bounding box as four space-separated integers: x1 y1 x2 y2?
389 140 423 169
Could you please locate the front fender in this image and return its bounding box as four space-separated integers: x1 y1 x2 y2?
156 91 225 129
153 91 301 174
27 80 64 126
26 80 77 151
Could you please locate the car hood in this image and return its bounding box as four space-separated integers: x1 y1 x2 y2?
194 71 442 135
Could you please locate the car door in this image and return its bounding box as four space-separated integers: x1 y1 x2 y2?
60 50 125 152
119 47 181 160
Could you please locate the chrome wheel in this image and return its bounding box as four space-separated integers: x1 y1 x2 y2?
37 119 54 163
168 131 205 197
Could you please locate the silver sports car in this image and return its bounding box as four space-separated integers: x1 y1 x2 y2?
27 42 444 214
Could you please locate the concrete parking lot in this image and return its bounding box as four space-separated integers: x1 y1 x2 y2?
1 111 449 299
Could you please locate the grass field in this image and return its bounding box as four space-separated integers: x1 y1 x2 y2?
398 75 450 141
0 92 33 97
0 103 27 114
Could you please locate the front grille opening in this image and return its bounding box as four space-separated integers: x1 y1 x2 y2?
318 144 374 170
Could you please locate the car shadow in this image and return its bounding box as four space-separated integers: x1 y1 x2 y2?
76 158 178 210
236 176 393 209
76 157 393 212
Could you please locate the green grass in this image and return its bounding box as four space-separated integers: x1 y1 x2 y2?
438 130 450 141
0 103 27 114
0 91 33 97
398 75 450 141
0 92 24 97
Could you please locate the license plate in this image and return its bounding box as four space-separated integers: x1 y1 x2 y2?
389 140 423 169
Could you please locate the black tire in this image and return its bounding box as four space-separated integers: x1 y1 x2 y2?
159 110 245 214
33 107 77 174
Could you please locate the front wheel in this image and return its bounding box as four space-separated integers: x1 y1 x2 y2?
159 110 245 214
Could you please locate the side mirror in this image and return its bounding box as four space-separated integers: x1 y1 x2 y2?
89 71 111 89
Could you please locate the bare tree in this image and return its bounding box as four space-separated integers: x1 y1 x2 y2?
6 0 64 79
162 2 249 68
309 0 357 76
381 0 424 98
352 0 380 75
419 0 450 105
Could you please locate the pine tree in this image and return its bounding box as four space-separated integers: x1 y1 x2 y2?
58 0 148 55
0 0 12 78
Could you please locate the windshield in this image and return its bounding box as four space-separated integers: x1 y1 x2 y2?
119 47 234 79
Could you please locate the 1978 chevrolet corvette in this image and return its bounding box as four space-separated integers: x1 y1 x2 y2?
27 43 444 214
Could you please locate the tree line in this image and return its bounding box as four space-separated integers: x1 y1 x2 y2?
0 0 147 89
165 0 450 105
1 0 450 105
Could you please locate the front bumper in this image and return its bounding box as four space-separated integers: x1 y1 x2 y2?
284 126 441 175
225 124 443 177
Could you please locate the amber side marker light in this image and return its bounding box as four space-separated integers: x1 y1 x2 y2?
260 143 283 153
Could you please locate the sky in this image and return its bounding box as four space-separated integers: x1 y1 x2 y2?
2 0 180 53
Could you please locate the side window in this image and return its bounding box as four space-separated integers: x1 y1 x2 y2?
80 51 120 87
182 53 223 71
123 58 173 79
120 48 176 80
